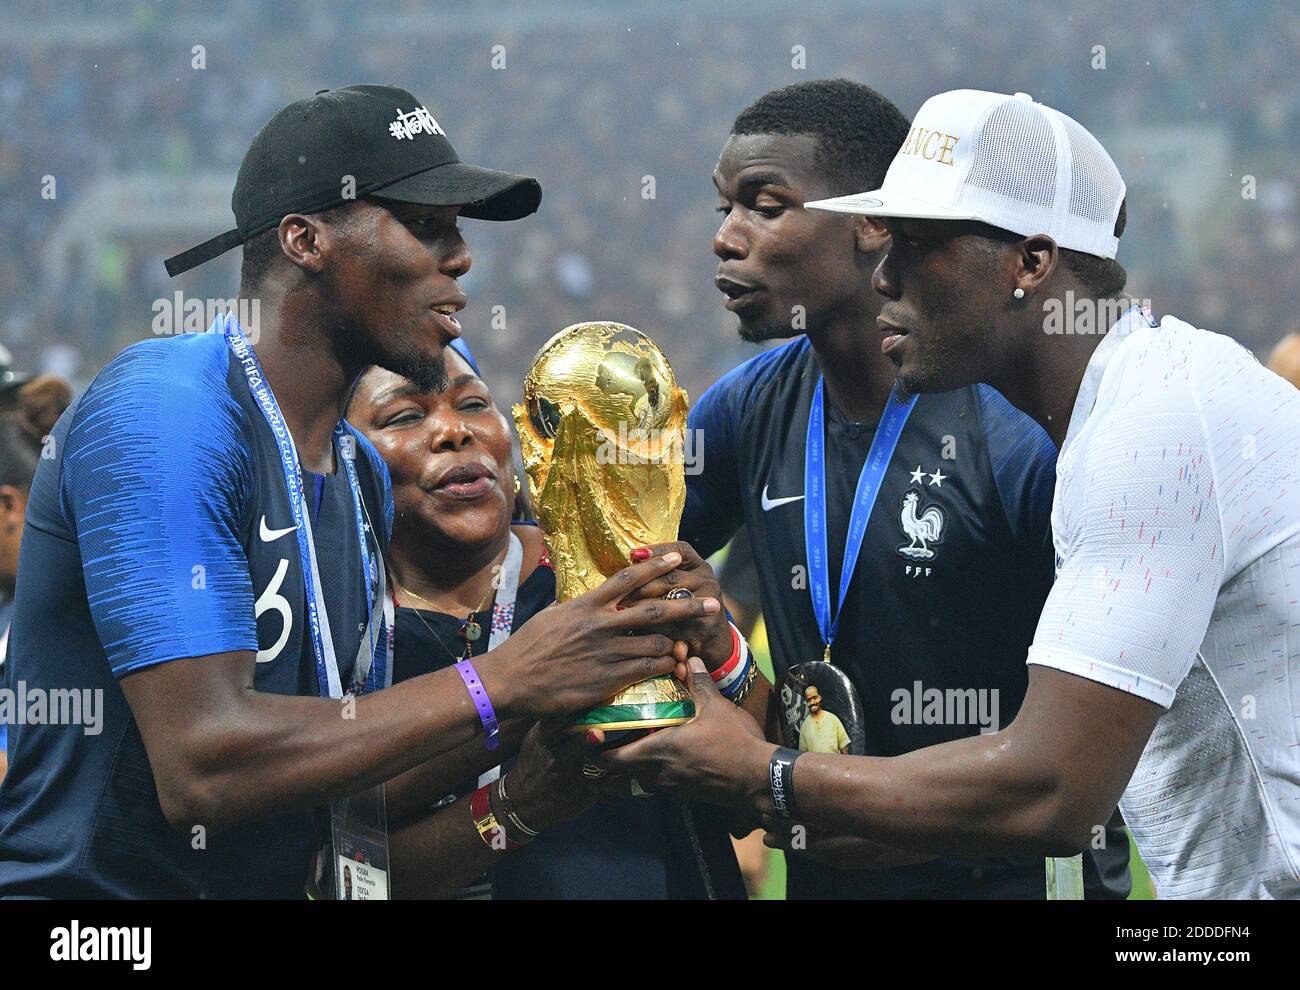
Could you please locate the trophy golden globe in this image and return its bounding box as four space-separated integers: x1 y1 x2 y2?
513 321 695 744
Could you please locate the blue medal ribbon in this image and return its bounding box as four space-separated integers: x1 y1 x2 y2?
804 378 917 656
221 316 384 698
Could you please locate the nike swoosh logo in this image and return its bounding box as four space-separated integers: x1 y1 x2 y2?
259 516 298 542
761 485 805 512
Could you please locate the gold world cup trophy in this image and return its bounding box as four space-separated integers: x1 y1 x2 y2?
513 321 696 744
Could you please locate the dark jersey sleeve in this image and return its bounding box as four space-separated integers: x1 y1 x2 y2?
681 367 746 559
60 340 258 677
976 384 1057 561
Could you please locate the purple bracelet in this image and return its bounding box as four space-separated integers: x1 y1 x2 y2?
455 659 500 751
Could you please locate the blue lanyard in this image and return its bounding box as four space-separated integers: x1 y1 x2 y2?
221 317 383 698
804 379 917 655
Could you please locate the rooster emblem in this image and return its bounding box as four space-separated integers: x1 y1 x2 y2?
898 490 945 561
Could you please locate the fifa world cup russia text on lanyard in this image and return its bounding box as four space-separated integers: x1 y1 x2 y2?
222 315 391 900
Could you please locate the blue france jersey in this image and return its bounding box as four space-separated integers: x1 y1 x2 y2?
682 336 1131 899
0 331 391 899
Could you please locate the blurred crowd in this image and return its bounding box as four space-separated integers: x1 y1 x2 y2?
0 0 1297 407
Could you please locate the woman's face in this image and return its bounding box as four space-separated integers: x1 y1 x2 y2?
350 349 516 553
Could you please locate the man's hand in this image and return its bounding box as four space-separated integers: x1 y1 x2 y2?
746 666 1164 860
482 552 721 720
504 719 600 833
592 657 775 811
760 816 936 870
619 541 734 670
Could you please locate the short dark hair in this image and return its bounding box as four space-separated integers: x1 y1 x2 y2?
0 414 39 491
1059 199 1127 297
731 79 911 196
239 203 356 293
974 200 1129 298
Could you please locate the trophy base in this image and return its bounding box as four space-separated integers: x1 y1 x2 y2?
589 725 683 750
572 674 695 747
574 712 694 751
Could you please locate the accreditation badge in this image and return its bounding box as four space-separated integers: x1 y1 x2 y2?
778 660 867 757
311 784 392 900
1045 854 1085 900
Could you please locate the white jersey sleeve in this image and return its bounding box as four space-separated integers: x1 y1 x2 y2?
1027 314 1300 898
1028 389 1224 706
1025 317 1298 709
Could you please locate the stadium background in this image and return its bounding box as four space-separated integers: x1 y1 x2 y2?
3 0 1296 899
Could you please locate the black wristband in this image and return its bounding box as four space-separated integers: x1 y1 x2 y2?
768 747 800 819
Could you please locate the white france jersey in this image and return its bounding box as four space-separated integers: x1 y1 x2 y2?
1027 308 1300 899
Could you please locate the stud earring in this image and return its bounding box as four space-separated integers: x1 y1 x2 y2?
514 474 521 496
1013 287 1025 299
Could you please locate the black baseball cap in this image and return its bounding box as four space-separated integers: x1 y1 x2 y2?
164 84 542 277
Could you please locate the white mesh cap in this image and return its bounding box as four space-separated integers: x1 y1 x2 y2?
805 90 1126 259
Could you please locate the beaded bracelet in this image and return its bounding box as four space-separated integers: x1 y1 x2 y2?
714 623 754 702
